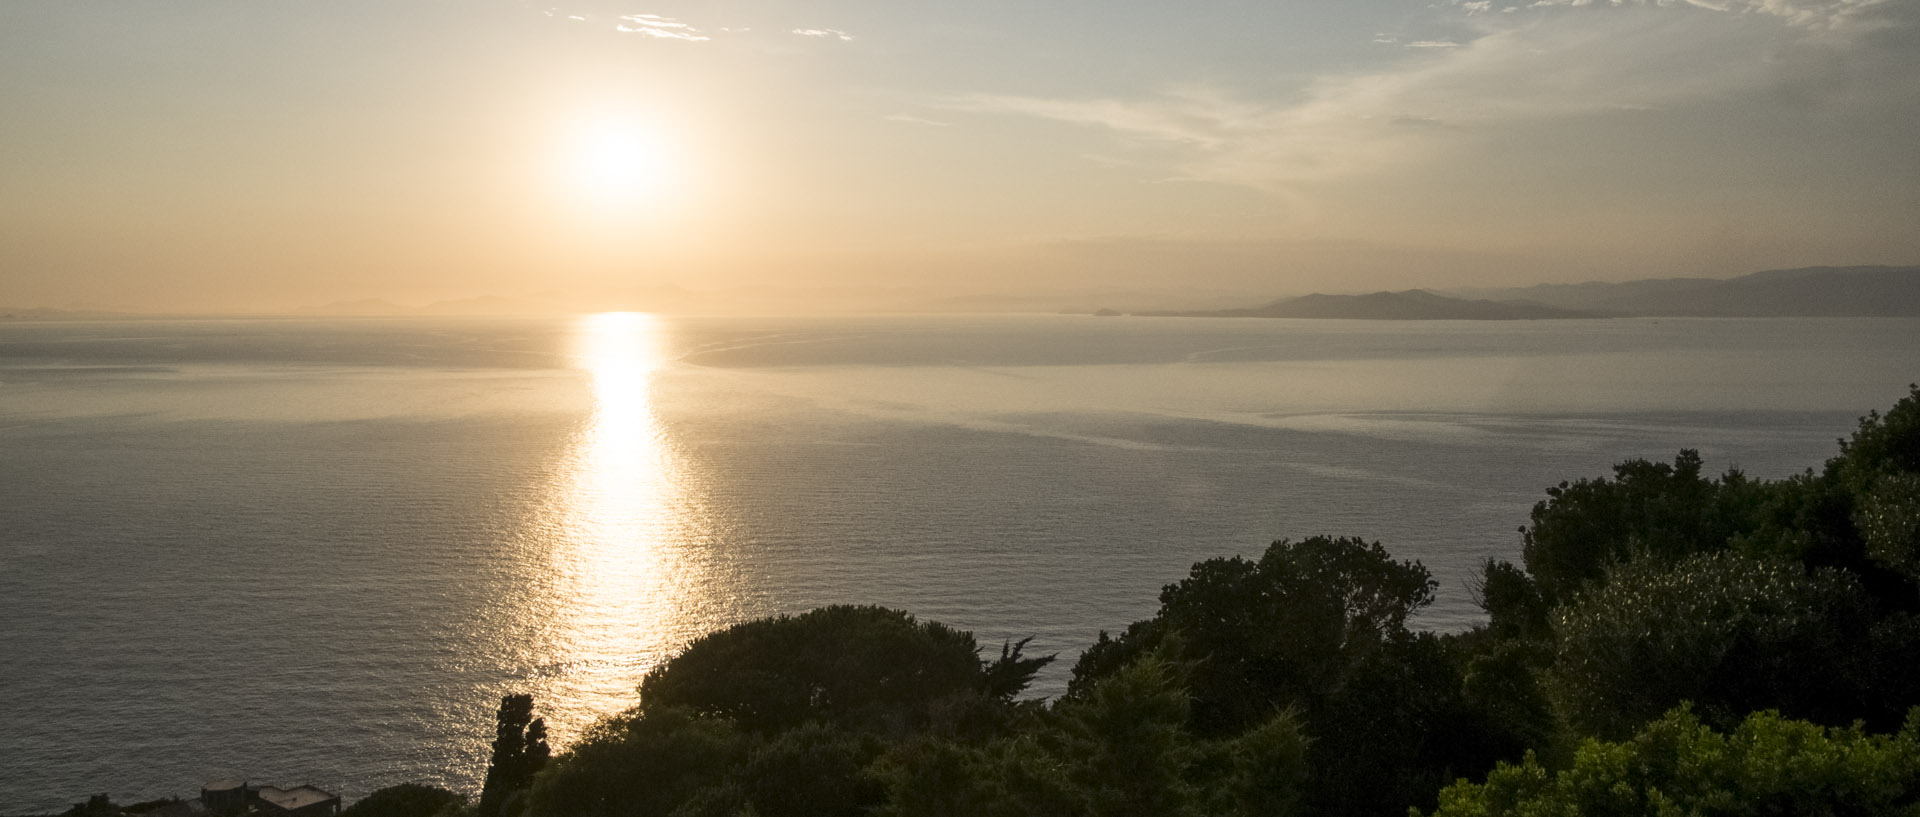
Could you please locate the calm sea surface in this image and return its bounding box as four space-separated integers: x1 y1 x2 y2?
2 314 1915 811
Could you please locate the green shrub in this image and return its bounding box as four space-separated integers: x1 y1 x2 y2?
1549 552 1865 738
1426 706 1920 817
342 784 464 817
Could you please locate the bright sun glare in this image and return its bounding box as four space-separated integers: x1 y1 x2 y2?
564 117 681 211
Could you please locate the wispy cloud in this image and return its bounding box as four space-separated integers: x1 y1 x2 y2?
793 28 855 41
534 7 865 46
1374 35 1464 47
1461 0 1895 31
883 114 951 127
946 0 1911 190
945 88 1245 151
616 14 710 41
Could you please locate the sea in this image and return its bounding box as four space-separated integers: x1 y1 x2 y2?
1 313 1914 812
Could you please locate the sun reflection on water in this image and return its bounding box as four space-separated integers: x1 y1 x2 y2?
537 312 701 741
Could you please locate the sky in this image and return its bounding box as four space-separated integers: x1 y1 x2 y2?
2 0 1917 312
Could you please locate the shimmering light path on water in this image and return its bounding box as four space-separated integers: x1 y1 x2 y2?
536 312 696 739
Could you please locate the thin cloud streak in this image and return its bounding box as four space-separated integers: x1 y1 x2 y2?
616 14 710 41
883 114 951 127
1471 0 1895 31
945 0 1909 190
792 28 855 41
1372 36 1463 47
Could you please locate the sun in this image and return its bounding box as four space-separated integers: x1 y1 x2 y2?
562 116 682 212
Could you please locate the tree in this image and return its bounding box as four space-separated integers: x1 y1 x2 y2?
872 654 1308 817
526 707 750 817
635 605 1025 736
1457 635 1558 765
1520 450 1773 606
1052 655 1208 817
1833 384 1920 488
528 608 1053 817
1857 472 1920 583
62 795 120 817
479 694 550 817
979 636 1054 702
1475 558 1550 642
1548 552 1872 738
1425 706 1920 817
1727 386 1920 593
1066 537 1507 816
735 722 885 817
869 731 1079 817
1833 384 1920 596
1070 536 1435 735
342 784 464 817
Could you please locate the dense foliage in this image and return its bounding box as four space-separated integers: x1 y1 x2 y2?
341 783 465 817
872 654 1308 817
1427 706 1920 817
337 384 1920 817
1547 551 1909 738
632 605 1015 736
524 606 1054 817
1065 536 1525 816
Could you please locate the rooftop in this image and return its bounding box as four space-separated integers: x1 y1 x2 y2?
255 785 338 810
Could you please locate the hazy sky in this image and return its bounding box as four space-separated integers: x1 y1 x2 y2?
3 0 1917 310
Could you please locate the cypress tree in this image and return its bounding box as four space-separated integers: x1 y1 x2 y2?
479 694 549 817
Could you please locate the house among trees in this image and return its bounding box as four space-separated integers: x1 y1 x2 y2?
196 780 340 817
57 780 342 817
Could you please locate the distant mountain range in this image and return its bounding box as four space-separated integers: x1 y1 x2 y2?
1137 289 1599 320
1132 265 1920 320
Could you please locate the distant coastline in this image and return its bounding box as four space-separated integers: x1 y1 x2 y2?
1119 265 1920 320
1133 289 1602 320
6 264 1917 322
